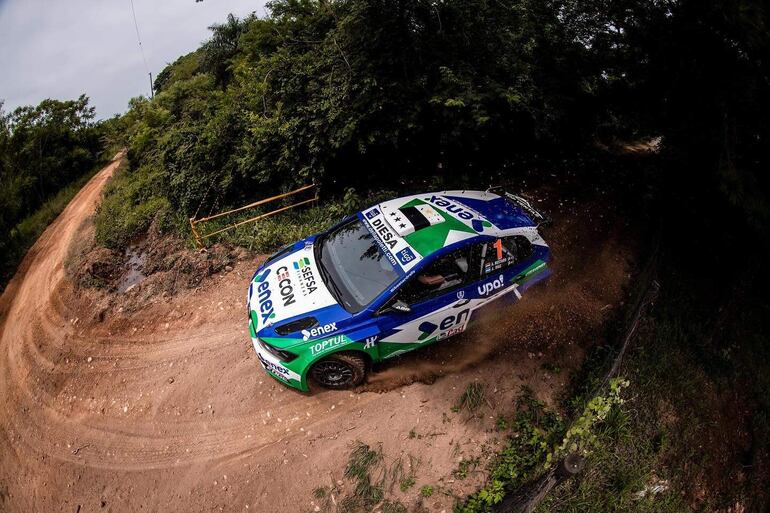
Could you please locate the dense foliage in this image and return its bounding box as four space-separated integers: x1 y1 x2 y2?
99 0 769 249
0 96 105 287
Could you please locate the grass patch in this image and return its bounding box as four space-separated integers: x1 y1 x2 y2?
381 500 408 513
399 476 416 492
339 441 387 513
390 454 420 493
420 485 434 498
454 382 486 413
326 442 422 513
453 458 480 480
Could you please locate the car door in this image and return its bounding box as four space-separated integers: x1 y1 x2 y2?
375 246 476 359
469 235 538 309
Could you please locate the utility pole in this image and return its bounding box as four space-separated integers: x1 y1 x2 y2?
149 72 154 99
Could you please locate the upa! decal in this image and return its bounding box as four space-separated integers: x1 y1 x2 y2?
478 275 505 296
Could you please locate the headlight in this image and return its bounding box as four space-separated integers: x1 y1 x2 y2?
258 338 298 362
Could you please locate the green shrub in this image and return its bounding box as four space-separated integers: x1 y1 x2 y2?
95 165 173 249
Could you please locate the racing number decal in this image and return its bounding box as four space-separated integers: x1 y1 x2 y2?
493 239 503 260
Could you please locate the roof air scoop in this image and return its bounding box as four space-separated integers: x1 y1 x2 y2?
381 203 444 236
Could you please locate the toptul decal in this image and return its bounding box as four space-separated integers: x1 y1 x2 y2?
276 266 296 307
424 195 492 232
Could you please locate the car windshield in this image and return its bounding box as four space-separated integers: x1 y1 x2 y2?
317 218 400 313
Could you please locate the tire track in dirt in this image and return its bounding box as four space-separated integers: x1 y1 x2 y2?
0 156 633 512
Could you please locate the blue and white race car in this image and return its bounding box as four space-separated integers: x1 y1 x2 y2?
247 190 551 391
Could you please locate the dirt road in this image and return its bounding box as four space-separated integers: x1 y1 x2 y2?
0 157 632 512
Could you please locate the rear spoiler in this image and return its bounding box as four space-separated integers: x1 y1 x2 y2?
487 187 552 227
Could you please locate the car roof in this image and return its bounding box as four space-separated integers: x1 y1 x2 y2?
359 190 538 275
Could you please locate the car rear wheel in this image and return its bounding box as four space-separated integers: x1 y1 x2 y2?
310 352 366 389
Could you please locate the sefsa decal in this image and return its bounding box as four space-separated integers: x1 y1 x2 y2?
477 275 505 296
301 322 338 341
295 259 318 295
310 334 351 355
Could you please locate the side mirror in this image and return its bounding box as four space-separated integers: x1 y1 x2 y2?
390 300 411 314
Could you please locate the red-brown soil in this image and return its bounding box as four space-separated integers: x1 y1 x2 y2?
0 157 632 512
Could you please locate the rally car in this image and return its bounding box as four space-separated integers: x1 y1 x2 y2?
247 190 551 391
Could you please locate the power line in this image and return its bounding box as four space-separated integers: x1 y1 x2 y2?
129 0 154 98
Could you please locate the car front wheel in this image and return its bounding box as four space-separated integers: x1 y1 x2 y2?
310 352 366 389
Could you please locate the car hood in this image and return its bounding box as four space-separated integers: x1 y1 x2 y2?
248 242 350 345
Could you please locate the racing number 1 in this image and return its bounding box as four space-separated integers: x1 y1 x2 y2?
493 239 503 260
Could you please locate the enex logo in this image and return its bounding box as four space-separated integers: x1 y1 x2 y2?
301 322 338 341
417 309 470 341
424 195 492 232
254 268 271 282
254 269 276 327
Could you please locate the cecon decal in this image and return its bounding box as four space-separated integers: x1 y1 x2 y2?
276 266 296 307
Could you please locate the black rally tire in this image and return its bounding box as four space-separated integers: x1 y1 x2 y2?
310 352 367 389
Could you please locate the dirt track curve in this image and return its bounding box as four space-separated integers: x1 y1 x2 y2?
0 157 632 512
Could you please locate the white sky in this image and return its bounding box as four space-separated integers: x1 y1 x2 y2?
0 0 265 119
